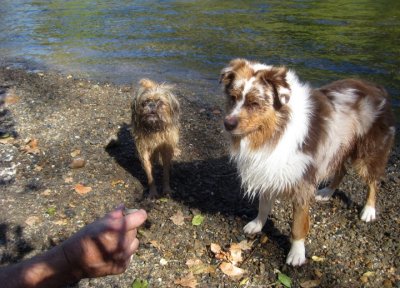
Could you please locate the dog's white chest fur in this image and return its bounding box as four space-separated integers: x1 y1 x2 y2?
231 72 314 199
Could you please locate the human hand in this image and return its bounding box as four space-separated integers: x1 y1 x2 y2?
61 205 147 279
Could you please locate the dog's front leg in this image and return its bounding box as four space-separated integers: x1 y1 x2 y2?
142 151 157 197
244 194 276 234
161 145 174 194
286 201 310 266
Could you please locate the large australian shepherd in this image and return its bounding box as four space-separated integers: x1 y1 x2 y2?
220 58 395 266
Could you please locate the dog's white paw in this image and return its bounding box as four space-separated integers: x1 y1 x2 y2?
286 240 306 266
243 219 263 234
360 205 376 222
315 187 335 202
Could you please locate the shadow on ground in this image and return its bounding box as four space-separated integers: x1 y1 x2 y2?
106 123 292 252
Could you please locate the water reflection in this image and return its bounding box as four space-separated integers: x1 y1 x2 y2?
0 0 399 110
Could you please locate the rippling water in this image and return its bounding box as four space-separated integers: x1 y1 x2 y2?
0 0 399 111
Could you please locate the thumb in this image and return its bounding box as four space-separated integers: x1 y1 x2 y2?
124 209 147 231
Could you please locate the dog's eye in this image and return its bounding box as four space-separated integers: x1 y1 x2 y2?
247 101 260 109
229 95 236 103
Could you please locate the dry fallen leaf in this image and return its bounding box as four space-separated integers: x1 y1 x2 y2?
311 255 325 262
186 258 216 275
210 243 229 261
300 279 321 288
41 189 51 196
170 210 185 226
238 240 254 251
53 219 68 225
74 184 92 195
149 240 164 251
34 165 43 171
186 258 203 268
229 244 243 265
5 89 19 105
210 243 222 254
174 272 198 288
70 149 81 157
219 262 246 281
111 179 125 187
25 216 40 226
21 138 40 154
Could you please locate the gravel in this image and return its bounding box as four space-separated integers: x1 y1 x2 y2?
0 67 399 287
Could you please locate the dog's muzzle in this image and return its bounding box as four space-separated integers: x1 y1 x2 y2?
224 115 238 131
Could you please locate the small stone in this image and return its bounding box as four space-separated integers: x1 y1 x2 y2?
383 279 393 287
69 157 86 169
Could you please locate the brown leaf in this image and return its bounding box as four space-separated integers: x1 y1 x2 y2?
229 244 243 265
69 157 86 169
300 279 321 288
149 240 164 251
170 210 185 226
21 138 40 154
174 273 198 288
219 262 246 281
238 240 254 251
25 216 40 226
186 258 216 275
41 189 51 196
74 184 92 195
5 89 19 105
53 219 68 225
111 179 125 187
210 243 222 254
186 258 203 268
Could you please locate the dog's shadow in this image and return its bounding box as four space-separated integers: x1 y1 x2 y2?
106 123 291 250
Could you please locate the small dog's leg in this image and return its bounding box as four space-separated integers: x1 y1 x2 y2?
286 201 309 266
142 152 157 197
316 166 346 201
360 180 377 222
244 194 275 234
161 146 174 194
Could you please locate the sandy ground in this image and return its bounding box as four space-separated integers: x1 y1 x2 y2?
0 67 399 288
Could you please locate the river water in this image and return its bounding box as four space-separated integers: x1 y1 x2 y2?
0 0 399 112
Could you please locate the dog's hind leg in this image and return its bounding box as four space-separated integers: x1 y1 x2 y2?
353 125 395 222
286 201 310 266
360 180 378 222
244 194 276 234
315 165 346 201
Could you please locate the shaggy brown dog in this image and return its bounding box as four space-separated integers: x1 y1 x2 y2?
131 79 180 197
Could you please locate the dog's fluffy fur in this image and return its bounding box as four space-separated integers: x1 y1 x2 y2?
220 58 395 266
131 79 180 197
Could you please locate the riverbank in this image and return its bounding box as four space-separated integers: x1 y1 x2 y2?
0 67 399 287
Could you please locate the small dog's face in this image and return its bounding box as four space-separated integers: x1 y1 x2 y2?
132 79 180 131
220 59 291 138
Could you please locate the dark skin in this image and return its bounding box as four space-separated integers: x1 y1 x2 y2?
0 206 147 288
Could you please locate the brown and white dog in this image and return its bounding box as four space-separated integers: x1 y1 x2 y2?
220 58 395 266
131 79 180 197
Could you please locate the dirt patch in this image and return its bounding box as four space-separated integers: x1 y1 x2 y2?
0 67 399 287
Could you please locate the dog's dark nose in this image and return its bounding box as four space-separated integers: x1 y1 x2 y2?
224 116 238 131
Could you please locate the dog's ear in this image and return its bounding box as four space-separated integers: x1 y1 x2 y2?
219 58 248 86
219 67 235 86
258 67 290 106
139 78 157 89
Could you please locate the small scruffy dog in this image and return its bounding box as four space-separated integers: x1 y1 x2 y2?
131 79 180 197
